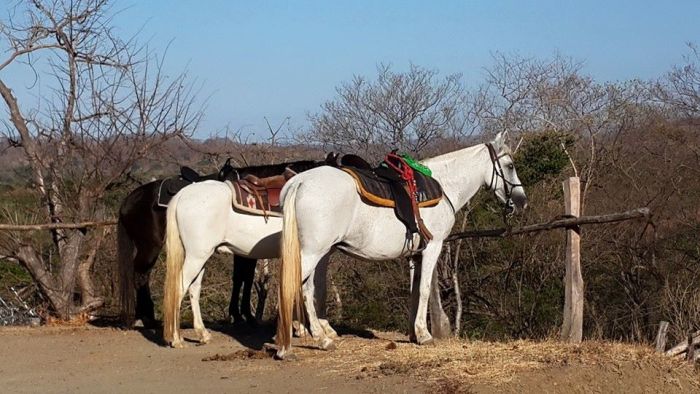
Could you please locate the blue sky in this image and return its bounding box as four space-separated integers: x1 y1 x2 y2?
5 1 700 139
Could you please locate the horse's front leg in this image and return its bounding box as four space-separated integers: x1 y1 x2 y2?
189 267 212 345
412 242 442 345
408 255 420 342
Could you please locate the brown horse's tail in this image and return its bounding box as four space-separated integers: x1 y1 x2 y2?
116 215 136 327
276 182 302 358
162 192 185 346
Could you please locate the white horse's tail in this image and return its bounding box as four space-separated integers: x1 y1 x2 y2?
162 192 185 346
276 182 302 356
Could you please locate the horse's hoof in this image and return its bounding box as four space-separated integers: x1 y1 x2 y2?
198 332 212 345
170 340 185 349
274 350 299 361
417 336 434 346
319 337 336 351
293 322 308 338
319 320 338 338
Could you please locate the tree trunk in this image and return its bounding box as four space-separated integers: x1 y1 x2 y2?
77 228 108 312
15 232 86 320
16 245 64 312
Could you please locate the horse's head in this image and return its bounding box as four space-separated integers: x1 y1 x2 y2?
324 152 340 166
218 158 237 180
486 131 527 214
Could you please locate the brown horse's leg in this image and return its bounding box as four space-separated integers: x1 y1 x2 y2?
240 259 257 325
229 256 257 325
134 246 161 328
229 256 244 323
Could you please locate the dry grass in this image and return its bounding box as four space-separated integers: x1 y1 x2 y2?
44 312 92 327
289 331 700 388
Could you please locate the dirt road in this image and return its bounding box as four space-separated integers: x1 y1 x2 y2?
1 324 697 393
0 325 425 393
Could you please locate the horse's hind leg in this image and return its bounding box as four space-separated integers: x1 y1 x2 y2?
133 245 161 328
314 255 337 338
134 275 155 327
239 257 256 325
301 252 336 351
302 278 334 351
189 266 212 344
228 255 244 324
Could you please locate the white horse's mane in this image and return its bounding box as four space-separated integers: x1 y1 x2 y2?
421 138 511 165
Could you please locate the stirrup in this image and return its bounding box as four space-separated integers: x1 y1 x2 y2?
408 233 427 253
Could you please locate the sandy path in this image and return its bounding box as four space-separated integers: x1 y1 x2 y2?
0 326 426 394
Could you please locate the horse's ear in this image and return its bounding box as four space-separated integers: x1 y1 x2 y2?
325 152 339 165
492 130 508 153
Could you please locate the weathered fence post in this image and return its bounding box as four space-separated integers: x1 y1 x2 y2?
655 321 669 353
561 177 583 343
688 332 697 363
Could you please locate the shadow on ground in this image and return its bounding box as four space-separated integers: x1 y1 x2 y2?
89 317 381 349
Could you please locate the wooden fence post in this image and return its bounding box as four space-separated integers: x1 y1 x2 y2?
561 177 583 343
655 321 669 353
688 332 697 363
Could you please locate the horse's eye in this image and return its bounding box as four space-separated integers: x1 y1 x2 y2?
508 164 514 170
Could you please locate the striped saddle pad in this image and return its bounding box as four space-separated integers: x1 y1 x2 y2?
230 180 284 218
341 167 443 208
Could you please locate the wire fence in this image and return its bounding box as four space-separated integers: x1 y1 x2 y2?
0 287 38 326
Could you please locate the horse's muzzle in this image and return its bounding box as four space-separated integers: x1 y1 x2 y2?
510 192 528 212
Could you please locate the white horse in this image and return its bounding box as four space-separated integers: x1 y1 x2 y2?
275 132 527 359
161 179 336 348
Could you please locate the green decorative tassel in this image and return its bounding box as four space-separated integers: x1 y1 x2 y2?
401 153 432 177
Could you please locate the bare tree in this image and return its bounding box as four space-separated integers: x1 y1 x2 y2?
307 64 466 160
654 43 700 118
473 53 645 213
0 0 201 319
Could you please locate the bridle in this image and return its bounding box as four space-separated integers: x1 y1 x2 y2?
486 143 522 213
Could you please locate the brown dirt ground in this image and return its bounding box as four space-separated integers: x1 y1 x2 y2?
0 324 697 393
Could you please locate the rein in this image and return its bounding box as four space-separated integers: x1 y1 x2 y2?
486 143 522 214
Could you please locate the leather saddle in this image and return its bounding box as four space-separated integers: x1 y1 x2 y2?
341 153 443 246
230 167 297 217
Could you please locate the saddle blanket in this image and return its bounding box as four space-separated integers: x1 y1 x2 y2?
229 180 283 218
156 177 192 208
341 167 443 208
